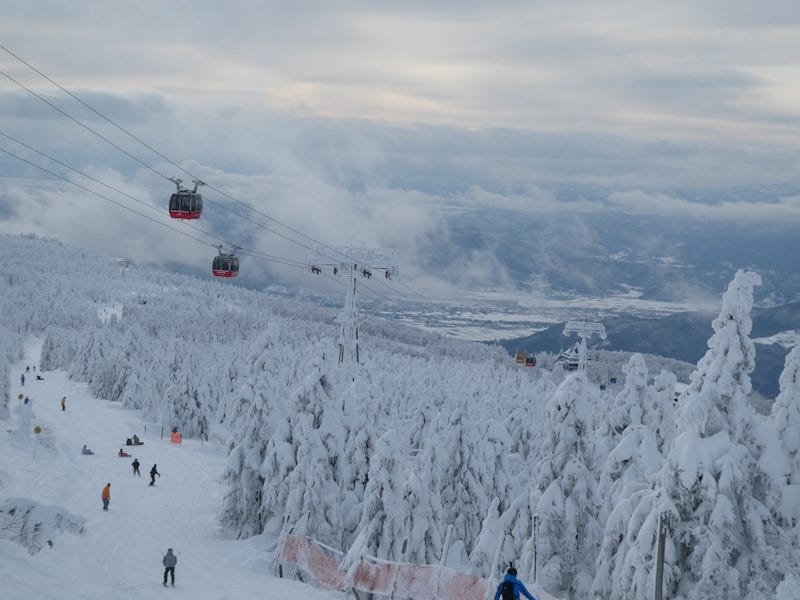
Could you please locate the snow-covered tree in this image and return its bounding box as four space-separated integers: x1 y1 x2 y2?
534 372 601 599
219 352 273 537
342 429 411 568
0 498 86 554
338 380 378 543
770 346 800 544
591 371 676 599
608 354 649 435
644 369 678 449
260 340 346 546
614 270 798 599
469 489 541 582
423 402 496 553
772 346 800 484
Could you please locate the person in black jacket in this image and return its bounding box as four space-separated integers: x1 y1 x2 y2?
132 458 140 476
149 464 160 486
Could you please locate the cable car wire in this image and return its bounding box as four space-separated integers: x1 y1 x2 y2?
0 64 331 255
0 44 433 303
0 145 213 248
0 66 330 257
0 46 417 274
0 130 222 243
0 137 382 305
0 46 352 265
0 68 173 182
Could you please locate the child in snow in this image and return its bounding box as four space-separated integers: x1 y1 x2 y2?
132 458 140 476
82 444 94 455
162 548 177 586
20 373 24 386
149 464 160 486
61 396 66 411
118 448 131 457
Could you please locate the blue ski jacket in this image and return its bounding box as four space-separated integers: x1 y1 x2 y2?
494 574 536 600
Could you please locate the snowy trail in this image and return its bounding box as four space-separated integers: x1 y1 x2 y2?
1 340 346 600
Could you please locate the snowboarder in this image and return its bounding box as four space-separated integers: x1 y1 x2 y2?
494 564 536 600
82 444 94 455
101 483 111 510
132 458 140 476
60 396 66 411
20 373 24 386
149 464 160 486
162 548 177 586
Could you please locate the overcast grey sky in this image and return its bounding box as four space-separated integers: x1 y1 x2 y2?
1 1 799 297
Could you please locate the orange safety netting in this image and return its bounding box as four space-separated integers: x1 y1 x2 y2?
279 534 489 600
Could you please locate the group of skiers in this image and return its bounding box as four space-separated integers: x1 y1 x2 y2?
20 363 177 586
101 463 160 505
20 370 44 387
100 457 168 584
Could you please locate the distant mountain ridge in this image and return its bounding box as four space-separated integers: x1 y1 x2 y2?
499 301 800 398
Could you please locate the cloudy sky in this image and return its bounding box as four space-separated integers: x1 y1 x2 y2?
1 1 799 299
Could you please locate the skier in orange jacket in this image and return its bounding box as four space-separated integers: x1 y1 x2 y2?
101 483 111 510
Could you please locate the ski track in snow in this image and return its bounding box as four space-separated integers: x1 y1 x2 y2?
1 339 348 600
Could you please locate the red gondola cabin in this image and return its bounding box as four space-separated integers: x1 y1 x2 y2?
168 178 204 220
212 251 239 278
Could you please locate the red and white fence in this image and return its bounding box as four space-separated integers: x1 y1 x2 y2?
280 534 487 600
279 534 561 600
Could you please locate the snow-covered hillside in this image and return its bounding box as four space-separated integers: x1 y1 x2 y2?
1 340 344 600
2 234 800 600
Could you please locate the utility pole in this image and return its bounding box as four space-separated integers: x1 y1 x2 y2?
654 512 667 600
308 245 397 375
563 320 606 372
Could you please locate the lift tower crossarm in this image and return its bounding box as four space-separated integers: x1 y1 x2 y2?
307 244 398 375
563 320 606 373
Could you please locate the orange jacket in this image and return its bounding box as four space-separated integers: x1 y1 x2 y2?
101 485 111 500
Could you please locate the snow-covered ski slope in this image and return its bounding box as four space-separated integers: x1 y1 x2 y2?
1 339 345 600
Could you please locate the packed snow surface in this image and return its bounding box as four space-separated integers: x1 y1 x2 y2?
0 340 345 600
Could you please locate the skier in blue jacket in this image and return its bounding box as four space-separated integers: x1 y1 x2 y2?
494 564 536 600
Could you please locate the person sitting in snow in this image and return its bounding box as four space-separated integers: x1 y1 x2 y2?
118 448 131 457
494 564 536 600
81 444 94 455
132 434 142 445
35 375 44 381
